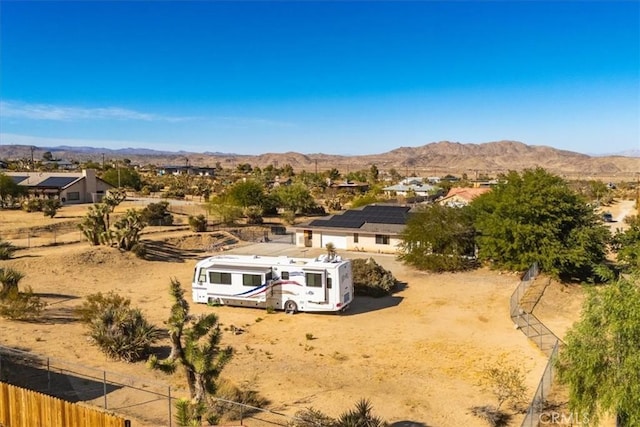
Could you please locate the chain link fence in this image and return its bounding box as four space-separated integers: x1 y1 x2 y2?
0 346 302 426
510 264 563 427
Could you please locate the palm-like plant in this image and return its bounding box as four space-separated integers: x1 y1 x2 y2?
325 242 337 261
0 238 18 260
90 305 161 362
336 399 387 427
0 267 25 298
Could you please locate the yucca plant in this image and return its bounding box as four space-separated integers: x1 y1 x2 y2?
0 267 25 298
90 305 161 362
0 238 17 260
174 398 207 427
336 399 387 427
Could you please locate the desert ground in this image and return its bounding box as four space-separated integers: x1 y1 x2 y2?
0 198 635 426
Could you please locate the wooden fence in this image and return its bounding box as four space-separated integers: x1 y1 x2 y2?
0 382 128 427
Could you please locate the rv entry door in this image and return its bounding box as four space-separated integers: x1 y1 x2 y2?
304 270 326 303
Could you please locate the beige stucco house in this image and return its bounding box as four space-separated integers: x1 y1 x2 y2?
5 169 114 204
294 205 411 254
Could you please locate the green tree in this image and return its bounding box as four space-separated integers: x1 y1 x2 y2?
102 167 142 190
149 279 233 415
274 182 315 215
556 276 640 426
612 215 640 272
208 194 242 225
0 172 27 208
399 204 476 272
140 201 174 226
471 168 610 280
228 180 265 208
368 164 379 184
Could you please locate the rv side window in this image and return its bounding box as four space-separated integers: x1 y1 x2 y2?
281 271 290 280
305 272 323 287
210 272 232 285
327 277 332 289
197 268 206 283
243 274 262 286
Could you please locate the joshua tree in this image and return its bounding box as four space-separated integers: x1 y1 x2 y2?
149 279 233 408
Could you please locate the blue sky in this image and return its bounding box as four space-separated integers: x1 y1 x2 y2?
1 1 638 156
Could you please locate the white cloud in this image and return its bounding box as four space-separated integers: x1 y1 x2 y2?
0 101 194 122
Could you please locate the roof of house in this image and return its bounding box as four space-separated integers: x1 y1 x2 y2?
383 183 439 193
440 187 491 203
302 204 412 233
4 170 111 190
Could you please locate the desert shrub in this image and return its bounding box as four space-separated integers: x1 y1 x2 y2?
161 189 185 200
22 198 43 213
42 198 62 218
89 305 161 362
351 258 398 297
213 379 270 421
0 286 47 321
290 407 336 427
76 291 131 324
470 405 511 427
471 358 528 426
131 242 147 259
0 239 17 260
141 201 174 226
244 206 264 225
188 214 208 232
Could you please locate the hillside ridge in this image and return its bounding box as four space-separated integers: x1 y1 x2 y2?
1 140 637 177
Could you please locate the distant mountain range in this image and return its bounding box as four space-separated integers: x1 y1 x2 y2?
1 141 638 179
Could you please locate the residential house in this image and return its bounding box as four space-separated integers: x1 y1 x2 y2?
294 204 412 254
5 169 114 204
157 165 216 176
438 187 491 207
328 180 370 194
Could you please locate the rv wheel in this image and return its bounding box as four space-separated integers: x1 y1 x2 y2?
284 300 298 314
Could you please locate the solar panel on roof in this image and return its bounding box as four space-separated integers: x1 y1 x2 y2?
38 176 79 188
10 176 28 184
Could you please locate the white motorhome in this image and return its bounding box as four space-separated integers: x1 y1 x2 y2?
192 254 353 313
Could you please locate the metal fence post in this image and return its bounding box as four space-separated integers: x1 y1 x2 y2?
103 370 108 409
168 386 172 427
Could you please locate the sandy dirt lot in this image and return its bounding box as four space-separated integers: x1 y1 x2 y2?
0 199 635 426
